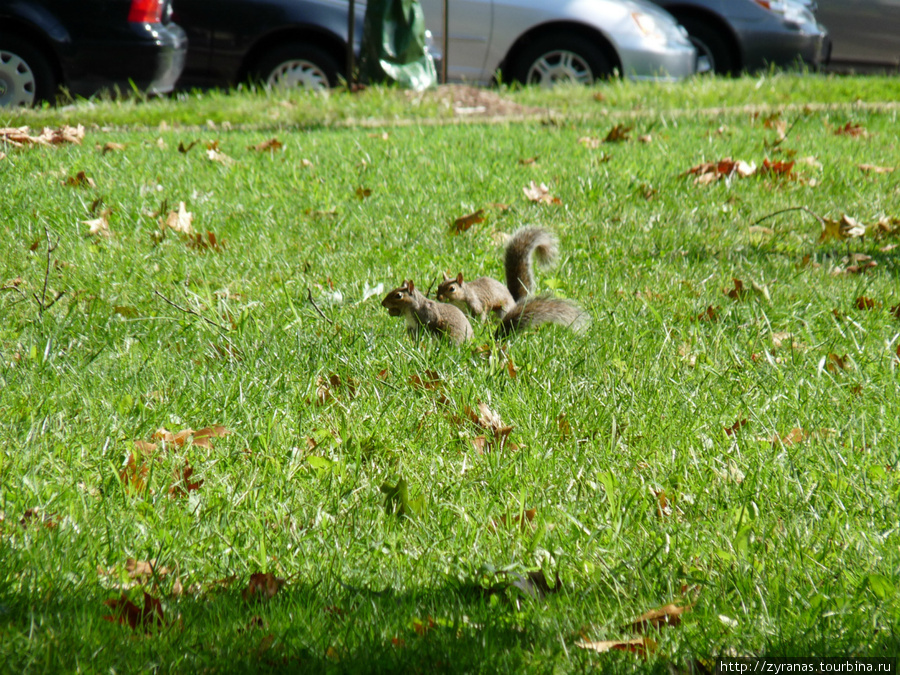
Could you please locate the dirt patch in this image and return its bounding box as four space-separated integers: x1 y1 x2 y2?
405 84 545 118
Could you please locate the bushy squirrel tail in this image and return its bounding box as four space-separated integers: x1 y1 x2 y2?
496 295 590 337
504 227 558 302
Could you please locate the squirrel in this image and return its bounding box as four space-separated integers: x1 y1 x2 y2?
435 272 515 321
439 227 589 336
381 279 474 345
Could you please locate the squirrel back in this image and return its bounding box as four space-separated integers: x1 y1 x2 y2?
504 227 558 302
497 295 590 337
435 272 515 320
382 279 474 345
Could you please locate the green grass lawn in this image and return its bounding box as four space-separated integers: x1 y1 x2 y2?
1 74 899 673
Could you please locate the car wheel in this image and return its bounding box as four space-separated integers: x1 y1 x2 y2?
253 44 339 91
512 35 613 87
678 18 736 75
0 36 56 107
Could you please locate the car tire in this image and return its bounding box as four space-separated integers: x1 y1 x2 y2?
511 34 613 87
252 44 340 91
677 18 736 75
0 35 56 107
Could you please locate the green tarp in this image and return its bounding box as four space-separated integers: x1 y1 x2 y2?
360 0 437 90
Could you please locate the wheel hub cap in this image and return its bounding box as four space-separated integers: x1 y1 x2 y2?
266 60 328 91
0 50 37 107
527 50 593 87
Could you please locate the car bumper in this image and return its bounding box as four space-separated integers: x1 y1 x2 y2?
619 41 698 81
62 22 187 97
736 18 831 70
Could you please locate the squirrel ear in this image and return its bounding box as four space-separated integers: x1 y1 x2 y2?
456 272 464 284
407 280 416 292
442 271 451 281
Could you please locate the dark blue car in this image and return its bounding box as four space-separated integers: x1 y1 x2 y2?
172 0 366 90
0 0 187 106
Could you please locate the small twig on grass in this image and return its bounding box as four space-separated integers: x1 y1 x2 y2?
153 290 242 357
153 290 228 332
752 205 826 230
33 227 64 319
306 288 334 325
767 112 806 149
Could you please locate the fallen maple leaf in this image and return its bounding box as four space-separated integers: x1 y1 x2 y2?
83 209 112 237
65 171 96 188
859 164 894 174
603 124 632 143
452 209 485 233
103 591 165 631
242 572 285 602
820 214 866 243
855 296 877 310
101 142 126 154
249 138 283 152
575 637 656 655
834 122 867 137
169 462 204 498
624 603 692 633
724 419 748 436
523 180 560 205
163 202 194 234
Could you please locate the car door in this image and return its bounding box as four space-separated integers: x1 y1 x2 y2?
418 0 492 82
816 0 900 68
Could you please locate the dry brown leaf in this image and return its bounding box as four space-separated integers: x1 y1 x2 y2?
19 508 58 530
207 148 234 165
834 122 867 137
518 156 538 165
575 637 656 656
84 209 112 238
492 508 537 532
696 306 719 322
522 180 560 205
101 142 126 154
103 591 165 631
578 136 601 149
355 186 372 200
724 419 748 436
65 171 96 188
452 209 485 233
859 164 894 174
855 296 877 310
249 138 282 152
242 572 285 602
164 202 194 234
169 462 204 498
624 603 692 633
826 353 850 372
725 279 749 301
603 124 632 143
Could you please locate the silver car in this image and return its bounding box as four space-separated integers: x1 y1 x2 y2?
419 0 697 86
816 0 900 71
648 0 829 75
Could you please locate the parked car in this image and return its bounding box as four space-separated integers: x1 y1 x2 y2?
171 0 367 90
816 0 900 72
647 0 830 75
0 0 187 107
170 0 695 91
420 0 697 86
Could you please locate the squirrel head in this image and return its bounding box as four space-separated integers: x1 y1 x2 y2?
436 273 463 302
382 280 415 315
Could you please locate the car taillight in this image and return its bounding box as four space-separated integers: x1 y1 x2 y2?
128 0 163 23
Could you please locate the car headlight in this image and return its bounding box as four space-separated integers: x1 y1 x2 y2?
631 12 667 43
753 0 817 26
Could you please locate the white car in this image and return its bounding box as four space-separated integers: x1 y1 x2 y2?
420 0 698 86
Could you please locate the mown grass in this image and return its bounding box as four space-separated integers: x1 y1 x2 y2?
1 74 899 674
